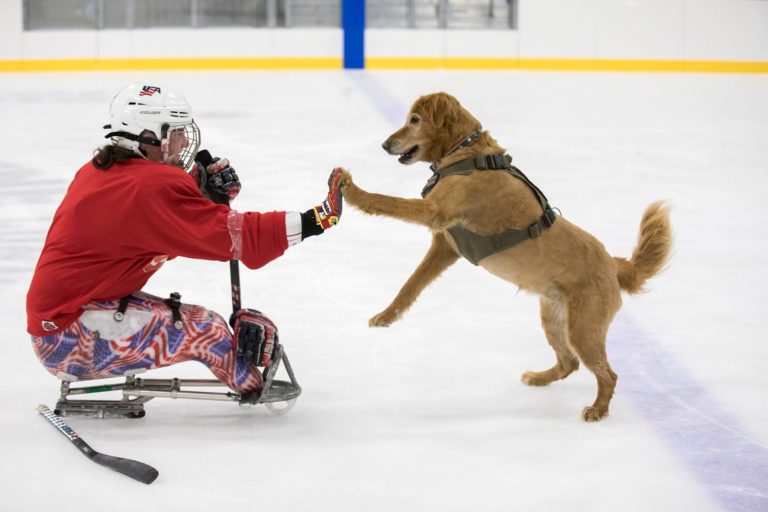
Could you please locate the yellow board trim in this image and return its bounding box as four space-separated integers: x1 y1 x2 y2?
366 57 768 74
0 57 343 72
1 56 767 74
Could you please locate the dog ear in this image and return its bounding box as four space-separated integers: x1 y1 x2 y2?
422 93 461 130
422 93 482 137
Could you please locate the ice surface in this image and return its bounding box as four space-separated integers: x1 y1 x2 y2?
0 69 766 511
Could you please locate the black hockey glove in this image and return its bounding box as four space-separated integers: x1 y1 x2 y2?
206 157 241 202
232 309 278 367
190 156 241 205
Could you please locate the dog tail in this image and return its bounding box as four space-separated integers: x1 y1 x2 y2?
615 201 673 294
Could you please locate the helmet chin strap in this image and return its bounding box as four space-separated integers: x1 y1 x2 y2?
104 128 180 165
103 129 162 148
103 121 199 170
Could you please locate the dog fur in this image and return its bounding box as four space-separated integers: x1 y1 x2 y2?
340 92 672 421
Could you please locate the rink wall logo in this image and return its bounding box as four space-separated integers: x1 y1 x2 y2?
139 86 161 97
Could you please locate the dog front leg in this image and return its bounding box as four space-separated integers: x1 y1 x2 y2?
341 170 438 227
370 233 459 327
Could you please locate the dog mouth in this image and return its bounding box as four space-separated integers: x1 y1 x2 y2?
398 145 419 164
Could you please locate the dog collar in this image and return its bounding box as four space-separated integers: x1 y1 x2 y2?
429 130 483 173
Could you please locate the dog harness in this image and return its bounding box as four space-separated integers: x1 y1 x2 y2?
421 154 557 265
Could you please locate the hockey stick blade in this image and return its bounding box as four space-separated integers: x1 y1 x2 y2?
90 452 159 484
37 405 159 484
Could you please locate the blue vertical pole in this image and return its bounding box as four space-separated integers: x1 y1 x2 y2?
342 0 365 69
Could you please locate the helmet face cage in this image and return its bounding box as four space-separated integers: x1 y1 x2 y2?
160 121 200 170
106 83 200 170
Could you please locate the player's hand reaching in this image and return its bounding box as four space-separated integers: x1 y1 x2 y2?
311 167 344 229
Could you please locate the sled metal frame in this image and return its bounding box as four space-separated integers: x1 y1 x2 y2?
53 345 301 419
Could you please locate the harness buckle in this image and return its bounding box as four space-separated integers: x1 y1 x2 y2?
528 222 542 239
543 207 556 227
486 155 506 169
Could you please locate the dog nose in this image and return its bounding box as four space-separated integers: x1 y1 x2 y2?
382 140 391 152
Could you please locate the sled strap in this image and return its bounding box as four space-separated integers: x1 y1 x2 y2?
164 292 183 330
113 295 132 322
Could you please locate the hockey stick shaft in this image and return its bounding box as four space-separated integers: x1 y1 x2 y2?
195 149 242 317
230 259 241 315
37 405 159 484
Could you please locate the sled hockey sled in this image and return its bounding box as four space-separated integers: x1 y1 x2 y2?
53 344 301 419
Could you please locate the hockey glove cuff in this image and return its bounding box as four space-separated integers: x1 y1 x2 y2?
312 167 344 230
300 168 345 239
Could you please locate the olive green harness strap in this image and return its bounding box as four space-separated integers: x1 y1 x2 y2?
422 154 557 265
447 208 556 265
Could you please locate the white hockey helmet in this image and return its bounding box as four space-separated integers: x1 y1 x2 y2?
104 82 201 170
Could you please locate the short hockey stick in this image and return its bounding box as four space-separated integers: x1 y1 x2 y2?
37 405 159 484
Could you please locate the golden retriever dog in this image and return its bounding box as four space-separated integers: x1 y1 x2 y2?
340 92 672 422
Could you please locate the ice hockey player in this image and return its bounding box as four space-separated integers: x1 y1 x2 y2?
26 82 343 402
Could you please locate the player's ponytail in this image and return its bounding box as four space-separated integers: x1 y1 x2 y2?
92 145 137 170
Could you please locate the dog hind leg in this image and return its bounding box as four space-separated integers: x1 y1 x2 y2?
565 293 619 422
521 295 580 386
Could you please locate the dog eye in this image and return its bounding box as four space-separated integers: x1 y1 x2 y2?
410 116 419 125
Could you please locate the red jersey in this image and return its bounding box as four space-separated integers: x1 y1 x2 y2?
26 158 287 336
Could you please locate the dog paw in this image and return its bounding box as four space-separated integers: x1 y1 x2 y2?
521 371 552 387
369 310 397 327
339 170 354 191
582 406 608 422
339 171 366 205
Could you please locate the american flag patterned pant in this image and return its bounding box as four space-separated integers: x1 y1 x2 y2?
31 291 263 393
